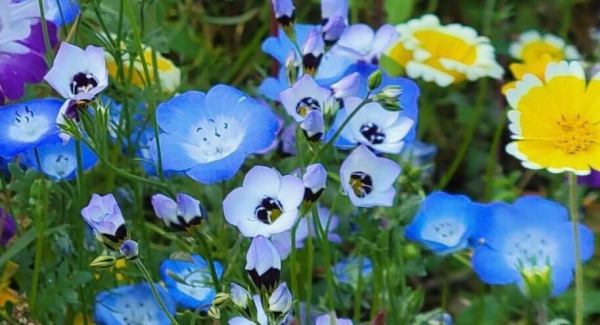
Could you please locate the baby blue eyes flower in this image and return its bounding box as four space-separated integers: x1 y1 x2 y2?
81 193 128 248
0 98 61 158
302 29 325 74
151 193 205 231
245 235 282 289
405 191 483 255
94 282 176 325
337 97 414 154
280 75 332 123
472 196 594 298
25 139 97 180
340 145 401 207
155 85 280 184
302 163 327 202
271 0 295 27
223 166 304 237
160 254 223 310
230 283 251 309
300 110 324 142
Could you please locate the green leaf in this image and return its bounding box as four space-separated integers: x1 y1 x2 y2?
385 0 414 24
0 226 66 268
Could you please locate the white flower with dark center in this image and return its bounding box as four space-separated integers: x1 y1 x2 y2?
279 74 332 122
245 236 281 289
223 166 304 237
302 163 327 202
336 97 414 153
340 145 401 207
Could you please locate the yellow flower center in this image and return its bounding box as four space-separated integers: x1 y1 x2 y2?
413 29 477 65
521 41 564 62
554 114 596 155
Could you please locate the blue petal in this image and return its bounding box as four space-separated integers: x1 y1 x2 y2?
24 139 97 180
94 283 176 325
239 101 280 153
472 245 520 285
156 134 199 171
156 91 206 138
258 68 289 101
204 84 248 117
512 196 569 225
0 99 62 159
261 24 317 64
160 255 223 310
550 264 574 297
47 0 80 26
186 149 246 184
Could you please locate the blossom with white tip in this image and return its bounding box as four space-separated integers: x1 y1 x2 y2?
151 193 205 231
245 236 281 289
340 145 401 207
332 24 398 65
279 75 332 122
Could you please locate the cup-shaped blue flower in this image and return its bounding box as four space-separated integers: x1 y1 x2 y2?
154 85 280 184
24 139 97 180
0 98 62 158
160 254 223 310
94 282 176 325
472 196 595 298
268 282 292 313
405 191 484 255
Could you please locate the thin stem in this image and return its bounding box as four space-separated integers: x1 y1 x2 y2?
568 173 584 325
122 0 164 180
312 205 335 310
560 0 573 39
289 220 301 322
304 225 314 325
535 301 548 325
484 111 507 200
197 233 221 290
135 259 180 325
353 254 366 323
438 79 488 189
37 0 54 57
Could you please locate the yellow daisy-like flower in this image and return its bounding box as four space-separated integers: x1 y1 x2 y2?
506 61 600 175
502 30 581 94
106 46 181 94
383 14 503 87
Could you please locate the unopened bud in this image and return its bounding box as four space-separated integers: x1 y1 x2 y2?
89 255 117 269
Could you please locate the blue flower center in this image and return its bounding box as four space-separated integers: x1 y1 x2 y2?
360 122 385 145
506 230 553 272
8 106 48 142
190 117 244 163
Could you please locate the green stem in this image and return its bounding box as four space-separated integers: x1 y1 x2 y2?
29 221 44 313
353 254 366 323
309 96 371 164
568 173 584 325
37 0 54 58
438 79 488 189
289 220 301 322
560 0 573 39
122 0 164 180
535 301 548 325
135 259 180 325
305 226 314 325
312 206 335 310
197 233 221 290
484 111 507 200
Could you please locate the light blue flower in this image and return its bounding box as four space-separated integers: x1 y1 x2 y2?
160 254 223 310
472 196 595 298
0 98 61 158
333 256 373 287
262 24 315 66
24 139 97 180
154 85 280 184
94 283 176 325
405 192 484 255
45 0 80 26
316 313 352 325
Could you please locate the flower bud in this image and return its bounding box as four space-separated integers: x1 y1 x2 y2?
214 292 230 306
245 236 281 290
303 163 327 202
229 283 250 309
371 85 403 111
302 29 325 75
119 239 139 260
300 110 324 142
367 69 382 90
331 72 361 99
89 255 117 269
208 305 221 319
272 0 295 28
268 282 292 314
151 193 205 231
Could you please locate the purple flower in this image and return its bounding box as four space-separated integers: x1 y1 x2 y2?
223 166 304 237
246 236 281 289
271 0 295 27
151 193 205 231
119 239 139 260
81 193 127 247
0 1 58 103
303 163 327 202
578 170 600 188
0 208 17 246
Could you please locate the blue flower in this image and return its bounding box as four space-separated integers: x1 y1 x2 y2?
333 256 373 287
405 192 483 255
160 255 223 310
262 24 315 66
0 98 61 158
24 139 97 180
45 0 80 26
472 196 595 298
154 85 280 184
94 283 176 325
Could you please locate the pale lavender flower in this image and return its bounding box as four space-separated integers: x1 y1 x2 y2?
81 193 127 246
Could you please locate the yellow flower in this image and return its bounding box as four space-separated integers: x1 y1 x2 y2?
383 14 503 87
502 30 580 94
505 61 600 175
106 46 181 94
73 313 94 325
0 261 20 306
